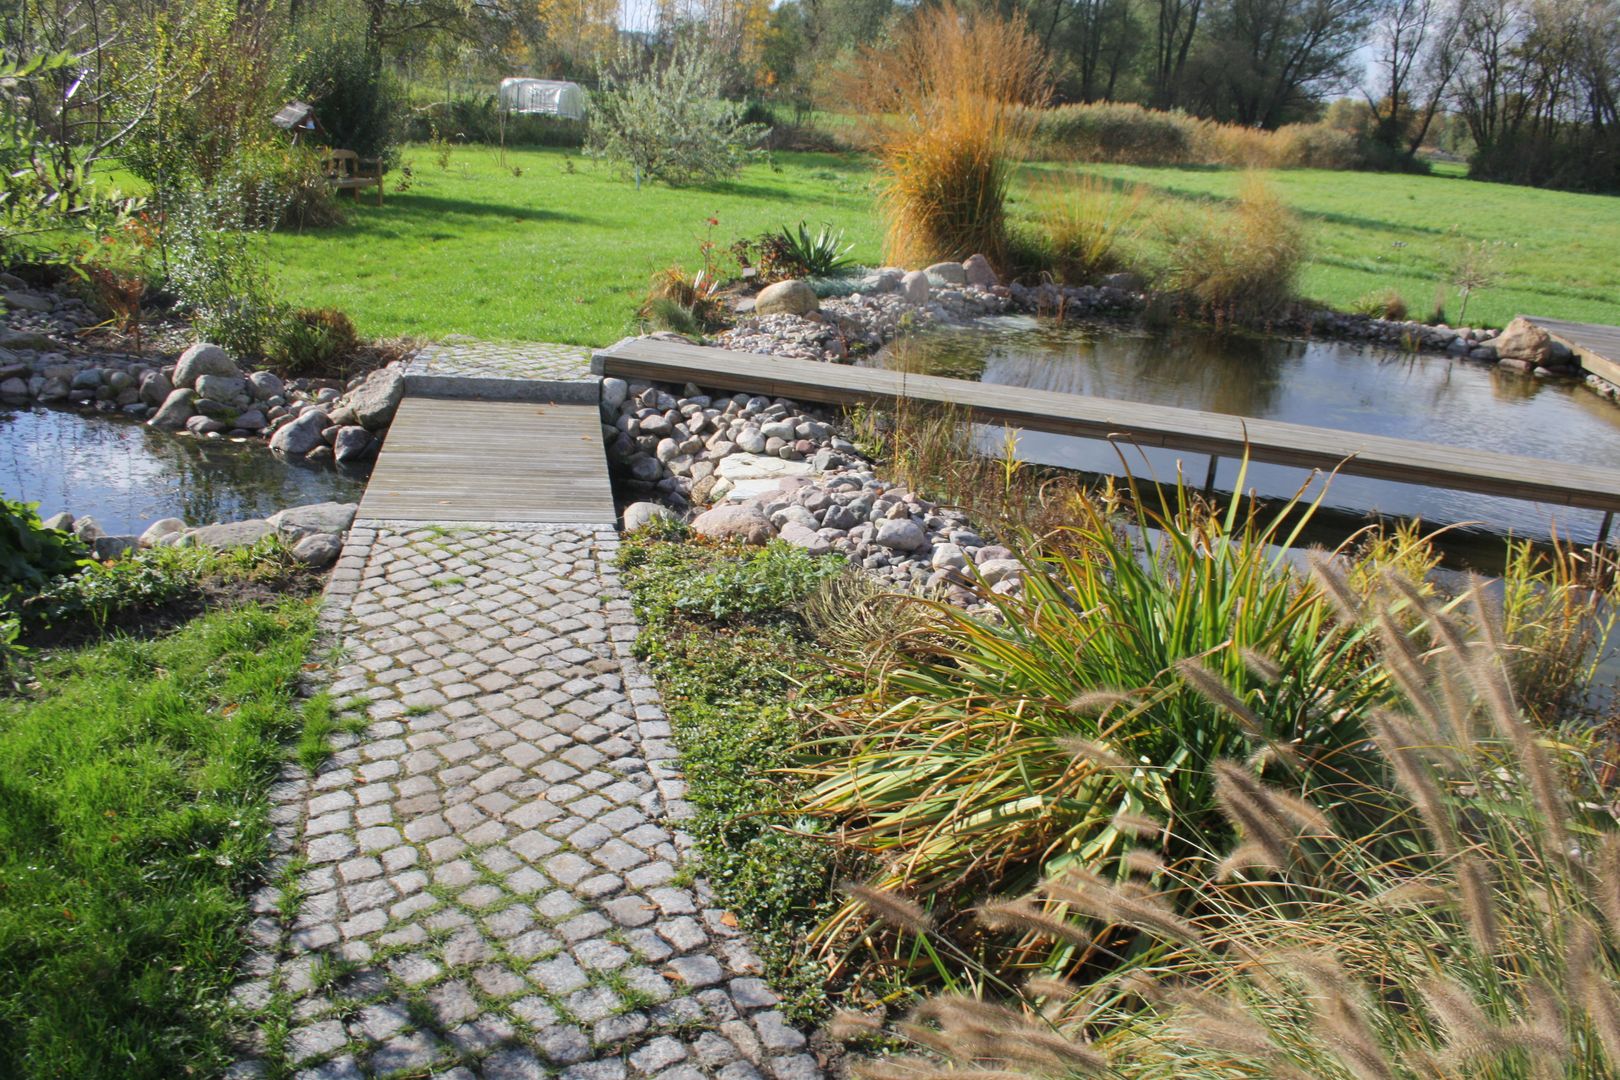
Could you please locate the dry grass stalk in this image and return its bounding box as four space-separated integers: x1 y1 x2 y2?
843 881 935 934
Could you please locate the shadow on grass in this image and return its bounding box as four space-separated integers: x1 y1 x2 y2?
295 192 592 231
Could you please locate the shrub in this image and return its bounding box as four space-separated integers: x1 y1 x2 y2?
268 307 360 377
587 38 768 187
164 180 288 359
843 577 1620 1079
1161 178 1306 325
1025 174 1145 284
1028 103 1367 170
847 3 1050 268
1029 102 1196 164
0 500 86 608
288 9 404 164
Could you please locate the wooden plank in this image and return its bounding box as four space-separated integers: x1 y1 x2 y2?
360 398 616 524
1522 314 1620 388
593 338 1620 513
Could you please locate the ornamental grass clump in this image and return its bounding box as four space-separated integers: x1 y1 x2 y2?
800 466 1397 976
841 574 1620 1079
1162 177 1307 325
1028 173 1147 284
846 3 1050 269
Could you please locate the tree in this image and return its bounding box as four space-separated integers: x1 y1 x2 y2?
1190 0 1378 126
586 38 768 187
1362 0 1462 163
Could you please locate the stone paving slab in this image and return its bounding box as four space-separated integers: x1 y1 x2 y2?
235 522 820 1080
405 339 598 403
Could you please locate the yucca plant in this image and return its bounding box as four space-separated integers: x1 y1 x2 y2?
842 573 1620 1079
798 464 1404 979
778 221 856 278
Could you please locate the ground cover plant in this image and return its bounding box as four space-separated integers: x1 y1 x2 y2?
617 527 862 1016
0 599 322 1079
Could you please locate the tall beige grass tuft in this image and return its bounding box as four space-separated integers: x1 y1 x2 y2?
1161 176 1307 326
846 3 1050 269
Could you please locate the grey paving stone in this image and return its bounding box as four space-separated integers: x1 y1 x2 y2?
235 524 821 1079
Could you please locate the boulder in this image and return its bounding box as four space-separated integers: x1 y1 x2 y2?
148 388 196 429
269 408 329 456
0 377 26 399
601 377 629 409
70 367 103 390
268 501 357 538
3 289 52 312
185 414 227 436
72 516 104 542
622 501 676 532
874 518 928 551
41 511 73 533
248 370 285 400
185 519 275 550
139 518 187 547
778 522 831 556
235 409 268 431
900 270 930 305
349 368 405 430
92 535 137 561
1493 317 1556 365
691 503 774 545
173 343 239 388
292 532 344 567
332 425 372 463
962 254 998 288
754 279 819 317
139 370 173 406
925 261 967 285
195 373 249 404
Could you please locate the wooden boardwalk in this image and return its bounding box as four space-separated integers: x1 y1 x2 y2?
358 397 616 524
594 337 1620 522
1524 315 1620 387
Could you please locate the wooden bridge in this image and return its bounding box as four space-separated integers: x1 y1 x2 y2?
1523 315 1620 387
593 337 1620 540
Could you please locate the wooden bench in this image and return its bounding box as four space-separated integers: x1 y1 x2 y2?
321 149 384 206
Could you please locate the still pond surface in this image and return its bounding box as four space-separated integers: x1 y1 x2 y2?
879 317 1620 547
0 406 367 536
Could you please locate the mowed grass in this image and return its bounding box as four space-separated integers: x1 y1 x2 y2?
259 144 1618 343
1015 160 1620 328
0 601 319 1079
265 146 883 346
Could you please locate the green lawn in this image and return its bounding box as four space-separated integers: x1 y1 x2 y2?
260 144 1619 344
1015 160 1620 329
0 601 319 1079
266 147 884 346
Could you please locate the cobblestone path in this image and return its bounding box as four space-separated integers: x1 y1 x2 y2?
235 523 817 1080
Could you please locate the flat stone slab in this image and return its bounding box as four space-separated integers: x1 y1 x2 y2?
404 339 597 403
715 455 814 481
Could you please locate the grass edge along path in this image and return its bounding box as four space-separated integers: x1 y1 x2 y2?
0 598 324 1079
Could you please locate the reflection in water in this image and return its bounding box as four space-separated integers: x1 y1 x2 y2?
875 318 1620 547
0 406 368 535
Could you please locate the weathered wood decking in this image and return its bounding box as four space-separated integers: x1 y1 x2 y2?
593 337 1620 519
358 397 615 524
1524 315 1620 387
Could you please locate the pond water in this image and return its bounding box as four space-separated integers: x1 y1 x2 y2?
0 406 368 536
877 317 1620 549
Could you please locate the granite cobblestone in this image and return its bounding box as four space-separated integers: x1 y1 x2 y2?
236 522 818 1078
